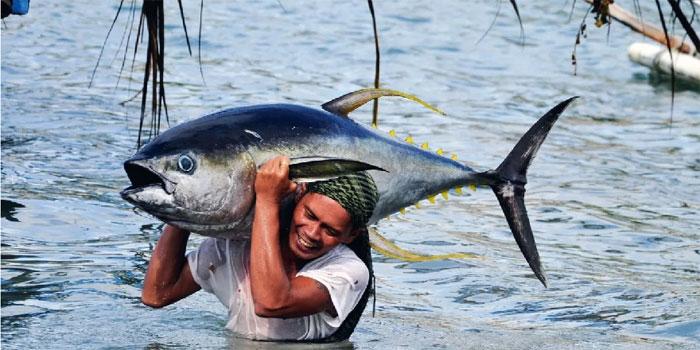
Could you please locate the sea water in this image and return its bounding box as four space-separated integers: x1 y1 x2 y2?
2 1 699 348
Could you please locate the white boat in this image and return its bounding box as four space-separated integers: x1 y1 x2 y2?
628 42 700 83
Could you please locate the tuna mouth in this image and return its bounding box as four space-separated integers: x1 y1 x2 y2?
121 161 168 194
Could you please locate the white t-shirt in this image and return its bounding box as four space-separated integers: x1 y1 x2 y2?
187 238 369 341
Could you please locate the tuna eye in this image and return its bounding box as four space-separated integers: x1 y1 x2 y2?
177 155 195 173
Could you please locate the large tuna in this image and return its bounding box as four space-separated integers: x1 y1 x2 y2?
121 89 577 286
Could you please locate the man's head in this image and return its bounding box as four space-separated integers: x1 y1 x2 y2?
288 172 378 261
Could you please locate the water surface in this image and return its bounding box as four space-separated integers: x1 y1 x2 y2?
2 1 699 348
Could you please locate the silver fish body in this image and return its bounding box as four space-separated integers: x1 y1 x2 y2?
122 104 477 234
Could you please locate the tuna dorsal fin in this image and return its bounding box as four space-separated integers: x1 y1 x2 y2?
321 88 446 118
288 156 387 183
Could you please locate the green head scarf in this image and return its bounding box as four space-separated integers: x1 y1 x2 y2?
306 172 379 229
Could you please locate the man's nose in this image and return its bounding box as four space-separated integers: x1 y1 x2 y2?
306 222 322 240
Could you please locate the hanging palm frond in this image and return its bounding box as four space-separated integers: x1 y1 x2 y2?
93 0 200 149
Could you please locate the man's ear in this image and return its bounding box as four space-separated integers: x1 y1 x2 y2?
342 226 365 244
294 183 308 202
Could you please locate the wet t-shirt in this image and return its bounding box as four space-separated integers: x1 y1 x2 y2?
187 238 369 340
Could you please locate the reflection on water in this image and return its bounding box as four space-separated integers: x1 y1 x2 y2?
2 0 699 349
1 200 25 222
226 338 354 350
632 71 700 93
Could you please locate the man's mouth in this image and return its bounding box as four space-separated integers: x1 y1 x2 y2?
297 231 320 251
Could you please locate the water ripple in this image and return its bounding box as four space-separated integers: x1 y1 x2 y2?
3 0 700 348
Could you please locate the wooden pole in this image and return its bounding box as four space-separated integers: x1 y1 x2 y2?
584 0 696 55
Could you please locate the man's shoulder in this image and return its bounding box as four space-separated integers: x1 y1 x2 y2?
203 237 249 250
192 237 250 266
301 244 368 277
328 244 357 258
318 244 361 263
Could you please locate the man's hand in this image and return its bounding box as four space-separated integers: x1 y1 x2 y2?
255 156 298 204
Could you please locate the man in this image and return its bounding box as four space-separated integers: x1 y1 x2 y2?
141 156 378 341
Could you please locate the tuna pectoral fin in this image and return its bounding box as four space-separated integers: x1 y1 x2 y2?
486 97 578 287
288 156 387 183
321 88 445 118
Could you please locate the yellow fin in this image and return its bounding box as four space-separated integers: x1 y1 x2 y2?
420 142 429 150
389 129 396 137
404 135 414 144
436 148 444 156
369 228 480 262
455 186 463 195
469 184 477 191
427 195 436 204
362 88 447 116
415 201 421 209
399 207 406 215
441 191 449 200
451 153 458 161
321 88 446 118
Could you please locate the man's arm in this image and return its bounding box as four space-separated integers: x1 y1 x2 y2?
249 156 334 318
141 224 201 308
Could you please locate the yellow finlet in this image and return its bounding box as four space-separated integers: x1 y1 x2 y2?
389 129 396 137
469 184 477 192
427 195 436 204
455 186 463 195
441 191 449 200
399 208 406 215
404 135 414 144
371 122 378 129
420 142 429 150
436 148 444 156
451 153 458 161
414 201 421 209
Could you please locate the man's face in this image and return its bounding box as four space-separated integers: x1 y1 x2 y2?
288 192 357 261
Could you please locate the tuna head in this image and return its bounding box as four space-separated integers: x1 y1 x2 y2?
120 146 257 234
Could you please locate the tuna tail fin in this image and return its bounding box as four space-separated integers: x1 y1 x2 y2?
484 97 578 287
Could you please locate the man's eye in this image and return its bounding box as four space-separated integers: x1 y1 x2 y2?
305 209 316 220
326 229 340 237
